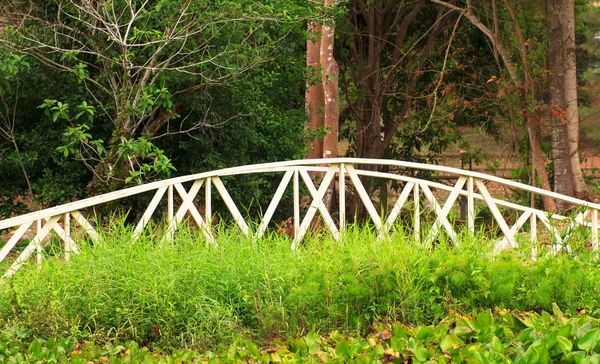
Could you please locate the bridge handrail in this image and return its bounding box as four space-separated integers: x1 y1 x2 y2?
1 157 599 231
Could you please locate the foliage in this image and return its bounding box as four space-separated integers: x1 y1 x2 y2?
4 308 600 362
3 225 600 350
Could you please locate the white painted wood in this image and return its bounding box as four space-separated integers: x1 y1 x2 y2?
170 182 214 244
467 177 475 233
0 222 33 262
64 213 71 260
36 220 42 266
292 166 340 249
212 176 249 235
345 165 382 229
3 158 600 232
381 182 415 235
531 212 538 260
3 215 60 279
205 178 212 226
71 211 100 242
592 209 598 250
174 180 204 224
46 216 79 256
535 211 565 252
530 212 537 243
133 186 167 240
425 176 467 244
256 171 293 238
167 185 174 241
339 164 345 233
293 170 299 239
414 183 420 243
420 183 457 245
475 179 517 248
494 211 531 252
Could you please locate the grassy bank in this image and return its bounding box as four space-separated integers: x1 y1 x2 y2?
1 225 600 350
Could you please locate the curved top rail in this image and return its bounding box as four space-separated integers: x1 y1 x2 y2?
1 157 598 231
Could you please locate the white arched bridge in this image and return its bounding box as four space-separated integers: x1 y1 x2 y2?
0 158 599 278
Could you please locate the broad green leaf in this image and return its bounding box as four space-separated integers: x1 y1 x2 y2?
578 328 600 351
440 334 462 353
557 336 573 355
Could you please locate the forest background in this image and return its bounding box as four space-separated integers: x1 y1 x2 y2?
0 0 599 221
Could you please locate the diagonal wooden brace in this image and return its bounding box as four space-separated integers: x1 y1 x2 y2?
292 166 340 249
475 179 517 249
3 215 61 279
212 176 249 235
345 164 383 230
256 171 293 238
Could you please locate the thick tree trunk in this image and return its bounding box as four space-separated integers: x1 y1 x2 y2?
548 0 574 210
305 23 325 160
564 0 589 199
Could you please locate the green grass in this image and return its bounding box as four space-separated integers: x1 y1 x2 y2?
1 223 600 351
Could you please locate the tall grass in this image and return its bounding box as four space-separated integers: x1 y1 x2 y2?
1 223 600 350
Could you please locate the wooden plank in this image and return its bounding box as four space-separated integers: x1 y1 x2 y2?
475 179 517 248
292 166 339 249
133 186 167 240
420 183 458 245
293 170 300 239
467 176 475 233
0 222 33 262
45 216 79 256
256 171 293 237
345 164 382 229
535 211 566 253
425 176 467 243
174 180 204 224
205 178 212 225
381 182 414 234
3 215 60 279
414 183 420 243
71 211 100 242
494 211 531 252
212 176 249 235
3 157 600 232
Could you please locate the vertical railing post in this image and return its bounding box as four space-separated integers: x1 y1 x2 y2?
467 176 475 234
530 212 537 260
205 178 212 227
414 183 420 243
36 219 42 266
293 169 300 239
339 163 345 233
64 212 71 260
167 184 174 241
592 208 598 251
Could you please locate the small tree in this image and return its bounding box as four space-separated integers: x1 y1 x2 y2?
1 0 312 194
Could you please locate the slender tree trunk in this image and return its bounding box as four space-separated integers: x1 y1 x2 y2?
548 0 574 210
305 23 325 160
564 0 588 199
320 0 339 209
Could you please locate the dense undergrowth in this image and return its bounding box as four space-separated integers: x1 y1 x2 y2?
3 308 600 362
1 225 600 352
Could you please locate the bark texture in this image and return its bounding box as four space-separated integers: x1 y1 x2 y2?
564 0 588 199
548 0 574 210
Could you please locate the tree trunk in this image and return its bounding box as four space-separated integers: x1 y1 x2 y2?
548 0 574 210
305 23 325 160
564 0 589 199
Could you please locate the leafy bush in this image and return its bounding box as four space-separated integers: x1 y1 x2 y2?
3 308 600 362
